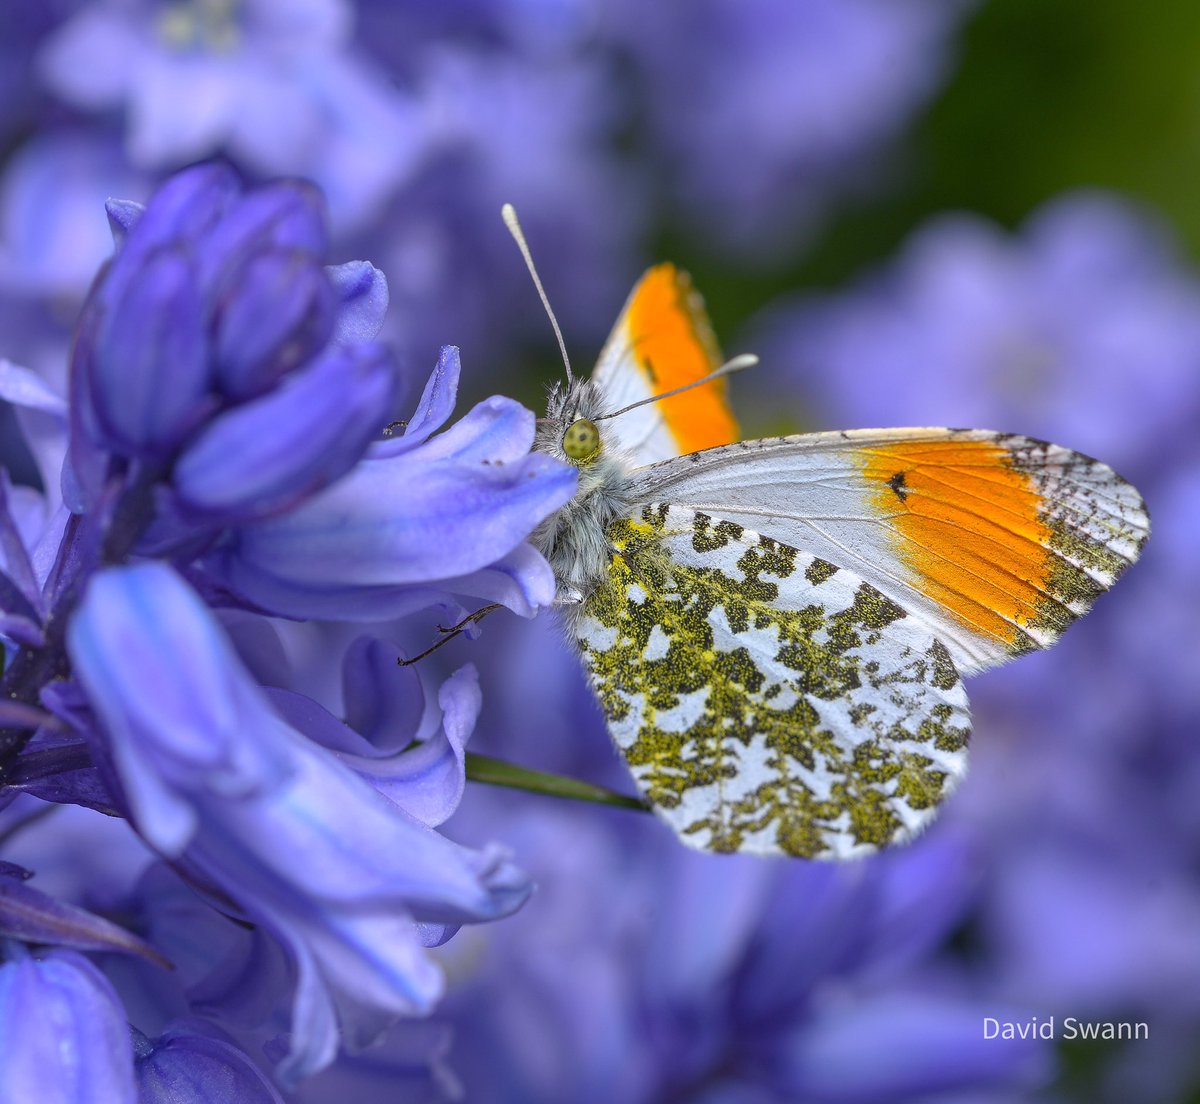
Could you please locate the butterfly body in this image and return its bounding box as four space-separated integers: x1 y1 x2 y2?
532 377 641 605
525 262 1149 860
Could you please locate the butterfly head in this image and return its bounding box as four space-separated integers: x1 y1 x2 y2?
539 377 612 469
562 417 600 461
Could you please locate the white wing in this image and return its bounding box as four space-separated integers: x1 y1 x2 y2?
623 429 1150 675
574 503 971 859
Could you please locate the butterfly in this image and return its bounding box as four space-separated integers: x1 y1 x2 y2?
505 207 1150 860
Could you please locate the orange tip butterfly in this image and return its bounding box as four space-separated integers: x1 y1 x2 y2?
504 205 1150 860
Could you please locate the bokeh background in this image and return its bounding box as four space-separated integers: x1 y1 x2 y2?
3 1 1199 1100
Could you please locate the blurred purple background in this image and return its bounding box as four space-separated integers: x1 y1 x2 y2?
2 0 1198 1100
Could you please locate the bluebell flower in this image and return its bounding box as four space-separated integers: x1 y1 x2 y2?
67 162 394 513
0 944 138 1102
134 1022 285 1104
64 561 530 1083
610 0 974 259
754 192 1200 468
0 133 147 303
23 0 973 383
436 798 1051 1103
38 0 418 233
0 161 578 1096
361 47 642 370
0 858 163 963
206 344 576 621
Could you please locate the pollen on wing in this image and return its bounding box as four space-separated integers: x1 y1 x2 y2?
576 503 970 859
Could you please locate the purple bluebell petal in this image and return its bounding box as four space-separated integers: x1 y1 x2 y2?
90 246 211 457
218 609 292 691
38 7 141 106
0 702 50 731
67 564 296 855
213 250 338 398
411 394 535 464
760 192 1200 468
0 947 137 1103
341 636 433 752
127 864 288 1025
5 733 117 815
227 448 575 588
0 617 42 648
106 198 145 246
0 472 44 610
0 360 70 515
173 342 400 521
0 574 42 644
111 162 240 259
0 866 166 964
0 135 145 297
135 1023 284 1104
0 357 67 417
266 688 373 757
28 503 70 594
341 665 478 827
431 542 558 619
327 260 390 344
374 345 461 455
857 830 978 975
196 181 328 291
67 563 533 1082
130 54 241 166
983 845 1200 1009
194 557 459 622
613 0 968 257
207 535 557 622
773 993 1053 1102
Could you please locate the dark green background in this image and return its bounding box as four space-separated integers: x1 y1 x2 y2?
689 0 1200 332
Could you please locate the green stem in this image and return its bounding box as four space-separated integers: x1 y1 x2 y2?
465 752 651 812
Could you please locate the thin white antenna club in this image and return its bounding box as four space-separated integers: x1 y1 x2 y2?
502 203 575 385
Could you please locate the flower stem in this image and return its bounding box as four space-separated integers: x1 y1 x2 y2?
464 753 651 812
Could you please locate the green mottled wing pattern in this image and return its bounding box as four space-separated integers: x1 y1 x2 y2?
575 503 972 859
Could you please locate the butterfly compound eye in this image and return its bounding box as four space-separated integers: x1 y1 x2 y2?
562 418 601 461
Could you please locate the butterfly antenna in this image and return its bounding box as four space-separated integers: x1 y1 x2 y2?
502 203 575 385
595 353 758 422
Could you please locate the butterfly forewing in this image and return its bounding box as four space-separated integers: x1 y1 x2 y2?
626 429 1150 676
575 503 971 859
592 264 738 466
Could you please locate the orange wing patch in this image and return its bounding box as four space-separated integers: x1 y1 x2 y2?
861 439 1056 652
625 265 739 454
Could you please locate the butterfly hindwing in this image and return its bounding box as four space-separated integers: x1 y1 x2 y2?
574 503 971 859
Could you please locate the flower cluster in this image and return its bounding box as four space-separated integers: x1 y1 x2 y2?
0 163 575 1096
1 0 972 378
